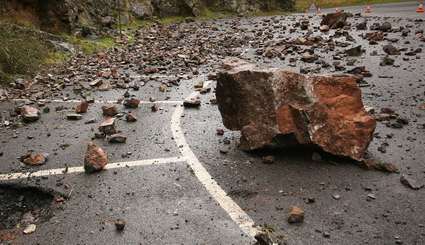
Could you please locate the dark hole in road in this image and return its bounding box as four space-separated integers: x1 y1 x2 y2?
0 184 54 230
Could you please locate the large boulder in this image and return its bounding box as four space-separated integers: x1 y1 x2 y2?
216 58 376 161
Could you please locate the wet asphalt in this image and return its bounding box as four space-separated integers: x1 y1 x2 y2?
1 2 425 245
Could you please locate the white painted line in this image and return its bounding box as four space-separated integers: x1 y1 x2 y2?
170 104 260 239
0 156 184 181
12 99 183 105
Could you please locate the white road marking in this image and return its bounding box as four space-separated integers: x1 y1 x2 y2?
170 104 260 239
12 99 182 105
0 156 184 181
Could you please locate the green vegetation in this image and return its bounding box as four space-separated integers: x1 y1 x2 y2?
0 24 51 84
296 0 410 12
0 22 121 84
64 35 116 55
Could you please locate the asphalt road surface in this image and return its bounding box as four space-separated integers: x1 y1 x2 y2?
314 1 423 18
1 2 424 245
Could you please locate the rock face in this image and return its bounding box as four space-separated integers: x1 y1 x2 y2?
216 58 376 161
0 0 295 32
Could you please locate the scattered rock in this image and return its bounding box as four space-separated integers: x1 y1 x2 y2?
123 98 140 108
115 219 126 231
345 45 362 56
380 22 392 32
84 142 108 173
400 175 424 190
102 105 118 117
21 106 40 123
356 21 367 30
66 113 83 120
262 156 275 164
75 101 89 113
108 134 127 143
301 52 318 63
99 117 117 135
126 112 137 122
380 56 395 66
20 152 48 166
383 44 400 55
321 12 351 29
320 25 330 32
183 92 201 107
23 224 36 234
361 159 399 173
288 206 304 224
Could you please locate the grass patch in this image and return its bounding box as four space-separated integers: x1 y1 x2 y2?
0 24 50 84
64 35 116 55
296 0 410 12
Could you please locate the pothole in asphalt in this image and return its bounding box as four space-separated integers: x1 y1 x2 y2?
0 184 56 230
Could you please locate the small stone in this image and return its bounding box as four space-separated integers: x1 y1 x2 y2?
126 113 137 122
115 219 126 231
383 44 400 55
320 25 329 32
356 21 367 30
66 113 83 120
194 80 204 89
21 106 40 122
400 175 424 190
301 52 317 63
367 193 376 200
85 118 97 124
108 134 127 143
332 194 341 200
159 84 167 92
75 101 89 113
323 231 330 238
183 92 201 107
361 159 399 173
23 224 36 234
288 206 304 224
20 152 48 166
102 105 118 117
345 45 362 56
380 56 395 66
216 129 224 136
99 117 116 135
123 98 140 108
84 142 108 173
262 156 275 164
151 104 159 112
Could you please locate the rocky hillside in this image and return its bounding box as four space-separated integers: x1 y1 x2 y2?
1 0 294 33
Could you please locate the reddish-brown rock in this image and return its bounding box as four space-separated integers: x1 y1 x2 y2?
102 104 118 117
123 98 140 108
84 142 108 173
75 100 89 113
288 206 304 224
20 152 48 166
216 58 376 161
320 12 351 29
21 106 40 122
